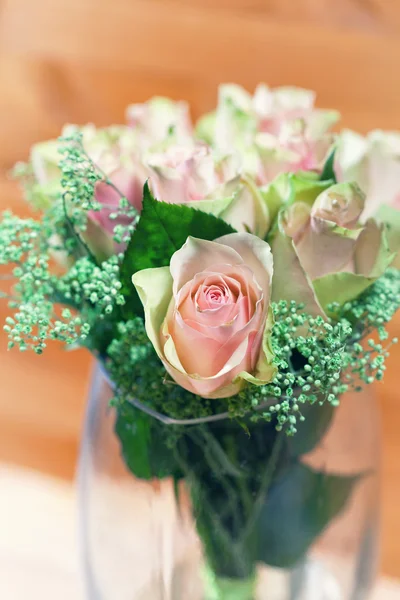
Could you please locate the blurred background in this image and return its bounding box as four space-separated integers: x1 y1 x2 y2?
0 0 399 597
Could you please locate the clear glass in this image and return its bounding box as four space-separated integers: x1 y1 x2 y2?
78 362 380 600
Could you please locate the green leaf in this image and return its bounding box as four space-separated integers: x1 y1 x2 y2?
261 172 331 231
120 183 236 317
320 147 337 183
289 172 332 206
115 403 152 479
115 401 181 480
185 195 234 217
256 463 361 568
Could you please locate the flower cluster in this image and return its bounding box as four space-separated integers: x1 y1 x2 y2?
2 83 400 428
107 268 400 437
197 84 339 184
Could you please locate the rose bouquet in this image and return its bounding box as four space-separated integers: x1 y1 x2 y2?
1 85 400 599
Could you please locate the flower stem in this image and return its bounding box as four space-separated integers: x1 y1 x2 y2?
240 432 285 544
203 564 257 600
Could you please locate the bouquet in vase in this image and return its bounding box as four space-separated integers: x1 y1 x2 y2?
1 84 400 599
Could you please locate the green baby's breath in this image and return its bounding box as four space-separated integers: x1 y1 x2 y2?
1 124 400 438
102 268 400 437
59 130 139 249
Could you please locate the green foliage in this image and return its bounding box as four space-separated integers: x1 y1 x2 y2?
0 212 84 352
58 131 102 214
171 420 285 579
256 463 360 567
313 272 375 311
106 319 217 424
120 183 236 317
0 130 140 353
58 255 125 314
1 118 398 582
104 269 400 448
0 209 126 353
115 402 181 480
58 130 139 256
115 404 152 479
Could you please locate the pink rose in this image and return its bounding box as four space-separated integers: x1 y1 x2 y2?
79 125 147 235
253 84 324 135
132 234 276 399
204 84 338 184
147 144 229 204
92 167 146 233
253 86 338 183
28 125 148 259
256 124 335 185
79 125 148 255
146 144 270 237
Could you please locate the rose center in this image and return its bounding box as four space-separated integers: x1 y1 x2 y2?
205 285 228 306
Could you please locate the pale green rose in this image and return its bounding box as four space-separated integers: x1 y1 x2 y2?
291 183 365 280
270 181 400 313
146 144 270 237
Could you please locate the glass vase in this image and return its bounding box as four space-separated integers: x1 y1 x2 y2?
78 361 380 600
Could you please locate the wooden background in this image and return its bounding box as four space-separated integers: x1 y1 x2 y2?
0 0 400 579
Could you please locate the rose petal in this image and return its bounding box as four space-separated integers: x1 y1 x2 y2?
270 225 326 319
236 306 277 386
166 292 264 379
354 219 397 278
363 131 400 220
134 234 276 399
295 219 358 280
162 321 250 398
280 202 311 241
170 237 245 294
163 315 221 377
311 182 365 228
182 295 253 344
220 176 270 237
215 233 273 301
132 267 173 359
92 166 145 234
30 140 62 186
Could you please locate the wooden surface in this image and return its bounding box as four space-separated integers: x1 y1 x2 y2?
0 0 400 581
2 0 400 180
1 464 399 599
